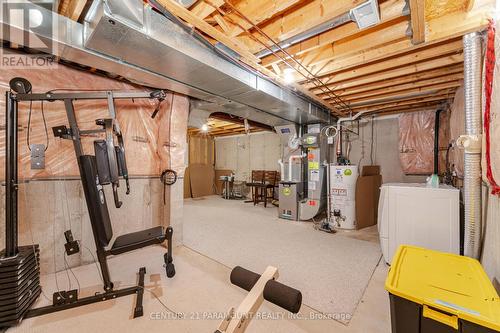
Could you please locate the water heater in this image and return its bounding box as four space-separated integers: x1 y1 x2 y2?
329 165 358 229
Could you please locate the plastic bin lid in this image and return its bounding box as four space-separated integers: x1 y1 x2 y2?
386 245 500 331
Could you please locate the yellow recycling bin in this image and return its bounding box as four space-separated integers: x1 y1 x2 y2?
385 245 500 333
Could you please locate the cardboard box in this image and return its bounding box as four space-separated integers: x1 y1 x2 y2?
362 165 380 176
355 165 382 229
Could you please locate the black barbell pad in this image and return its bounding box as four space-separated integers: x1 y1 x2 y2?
263 279 302 314
230 266 261 292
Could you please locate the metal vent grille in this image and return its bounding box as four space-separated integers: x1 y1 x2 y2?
351 0 380 29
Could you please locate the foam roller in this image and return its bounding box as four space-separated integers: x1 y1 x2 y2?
230 266 260 292
230 266 302 314
263 280 302 314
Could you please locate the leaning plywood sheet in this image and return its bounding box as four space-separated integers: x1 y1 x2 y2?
399 110 450 174
0 61 189 179
189 163 215 198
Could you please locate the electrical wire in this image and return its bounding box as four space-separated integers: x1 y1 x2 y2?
63 252 81 294
201 0 352 115
45 88 123 93
52 191 67 297
26 99 49 152
76 240 180 317
77 241 105 284
23 190 52 303
115 283 180 317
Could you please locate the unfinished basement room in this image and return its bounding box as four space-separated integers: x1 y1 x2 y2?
0 0 500 332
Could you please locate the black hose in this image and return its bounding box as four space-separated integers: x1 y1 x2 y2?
434 109 442 175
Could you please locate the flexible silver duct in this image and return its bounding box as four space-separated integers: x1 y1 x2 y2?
462 32 483 259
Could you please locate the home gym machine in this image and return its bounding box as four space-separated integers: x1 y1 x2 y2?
0 78 175 328
216 266 302 333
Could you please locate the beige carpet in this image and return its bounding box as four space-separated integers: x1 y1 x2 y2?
10 246 391 333
183 196 383 324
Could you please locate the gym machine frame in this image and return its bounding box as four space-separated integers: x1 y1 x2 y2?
1 88 174 326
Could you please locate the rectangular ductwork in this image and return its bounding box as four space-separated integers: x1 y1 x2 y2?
0 0 332 127
82 0 331 125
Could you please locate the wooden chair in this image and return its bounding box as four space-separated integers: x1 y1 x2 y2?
254 171 278 207
245 170 265 203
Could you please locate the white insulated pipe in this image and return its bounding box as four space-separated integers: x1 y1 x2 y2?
462 32 483 259
288 154 305 181
278 159 285 181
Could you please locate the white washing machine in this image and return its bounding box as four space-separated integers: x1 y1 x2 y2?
378 183 460 264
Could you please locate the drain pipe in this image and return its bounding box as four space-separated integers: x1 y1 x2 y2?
278 159 285 181
457 32 483 259
335 110 371 163
434 109 443 175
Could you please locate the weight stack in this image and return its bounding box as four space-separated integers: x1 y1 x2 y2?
0 245 41 328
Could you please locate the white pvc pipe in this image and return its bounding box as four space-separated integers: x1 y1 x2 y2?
278 159 285 181
335 110 372 162
288 154 305 181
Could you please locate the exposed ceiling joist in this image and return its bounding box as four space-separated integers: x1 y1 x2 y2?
191 0 224 19
348 93 456 112
221 0 305 38
300 38 463 83
305 53 464 91
55 0 494 117
336 73 463 100
317 65 464 97
239 0 364 53
259 0 408 67
409 0 426 44
155 0 261 64
343 90 456 110
334 81 462 104
283 19 409 75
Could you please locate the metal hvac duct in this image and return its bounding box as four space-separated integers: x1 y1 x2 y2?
0 0 332 127
82 0 331 125
460 32 483 259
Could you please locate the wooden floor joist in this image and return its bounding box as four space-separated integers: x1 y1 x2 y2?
260 0 409 68
317 64 464 97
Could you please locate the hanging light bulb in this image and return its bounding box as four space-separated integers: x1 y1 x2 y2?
201 123 209 132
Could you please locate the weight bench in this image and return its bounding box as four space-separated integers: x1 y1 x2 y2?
79 154 175 294
216 266 302 333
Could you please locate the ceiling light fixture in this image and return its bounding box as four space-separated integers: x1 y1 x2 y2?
201 124 209 132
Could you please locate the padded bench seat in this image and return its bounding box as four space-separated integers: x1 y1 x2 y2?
110 226 166 255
